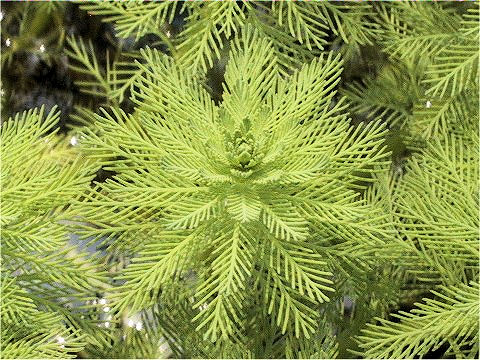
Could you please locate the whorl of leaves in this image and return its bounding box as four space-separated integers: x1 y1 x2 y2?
75 29 390 348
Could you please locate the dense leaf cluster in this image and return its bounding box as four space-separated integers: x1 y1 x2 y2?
0 2 478 359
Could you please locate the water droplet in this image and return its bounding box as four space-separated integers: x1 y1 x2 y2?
70 136 78 146
425 100 432 108
5 38 11 47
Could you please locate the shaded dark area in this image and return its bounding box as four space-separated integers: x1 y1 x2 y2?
1 2 113 130
0 2 189 131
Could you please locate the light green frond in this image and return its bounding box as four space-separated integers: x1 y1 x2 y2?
64 36 112 100
305 337 339 359
3 158 90 212
133 47 217 125
276 147 329 185
283 321 338 359
341 60 423 129
1 106 95 219
269 238 333 303
300 181 393 253
143 300 209 358
108 54 145 104
1 312 84 359
0 212 64 250
164 196 220 230
265 268 319 339
423 43 478 98
0 106 58 166
65 37 143 105
268 52 344 137
111 230 197 313
327 120 390 186
317 2 380 46
79 0 177 40
1 277 37 326
248 8 319 76
79 108 164 167
2 246 105 292
378 2 462 61
193 223 254 342
226 192 262 224
411 84 479 138
176 2 245 72
261 201 308 242
321 172 403 303
85 319 170 359
1 277 86 360
75 100 216 250
363 170 399 216
394 133 479 268
311 204 393 255
376 3 478 99
75 181 198 252
222 27 277 123
358 281 480 359
1 106 107 356
271 2 328 51
460 6 480 37
74 26 397 349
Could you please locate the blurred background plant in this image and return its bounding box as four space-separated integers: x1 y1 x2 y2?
1 1 123 130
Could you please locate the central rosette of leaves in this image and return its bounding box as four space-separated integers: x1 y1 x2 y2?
228 134 256 169
224 119 265 177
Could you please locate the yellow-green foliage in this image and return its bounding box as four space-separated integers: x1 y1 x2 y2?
1 2 478 359
0 107 106 358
